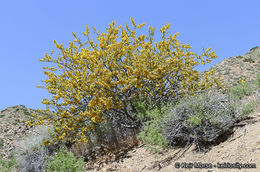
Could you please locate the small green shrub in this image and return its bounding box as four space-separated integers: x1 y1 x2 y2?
0 138 4 148
229 82 253 100
138 111 168 147
236 55 244 59
187 114 201 126
45 146 85 172
242 100 259 118
132 97 155 121
243 58 255 63
136 100 174 152
0 153 18 172
22 109 31 116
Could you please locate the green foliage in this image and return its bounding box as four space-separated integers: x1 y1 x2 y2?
242 100 259 118
187 114 201 126
0 153 18 172
45 146 85 172
137 103 173 151
229 81 253 100
132 97 157 121
138 116 168 147
0 138 4 148
249 46 259 52
22 109 31 116
243 58 255 63
236 55 244 59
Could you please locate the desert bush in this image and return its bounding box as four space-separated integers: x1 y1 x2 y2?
79 111 140 158
19 150 46 172
15 125 56 157
242 101 258 117
137 106 170 149
229 80 253 100
161 90 240 151
15 125 58 172
27 18 222 148
243 57 255 63
135 96 184 153
45 145 85 172
236 55 244 59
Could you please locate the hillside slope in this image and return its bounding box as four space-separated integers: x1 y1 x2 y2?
0 105 39 159
0 46 259 171
207 46 260 85
94 94 260 172
87 46 260 172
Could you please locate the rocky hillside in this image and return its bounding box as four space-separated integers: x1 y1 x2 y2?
0 46 259 171
0 105 39 159
207 46 260 85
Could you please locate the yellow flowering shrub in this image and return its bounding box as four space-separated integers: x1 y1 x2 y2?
27 18 223 146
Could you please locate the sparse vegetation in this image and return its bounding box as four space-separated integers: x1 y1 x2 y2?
229 80 253 100
241 100 259 118
0 138 4 148
249 46 259 52
0 153 18 172
243 58 255 63
22 109 31 116
0 109 7 113
236 55 244 59
224 69 230 75
45 145 85 172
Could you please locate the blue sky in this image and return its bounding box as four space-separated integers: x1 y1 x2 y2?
0 0 259 110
